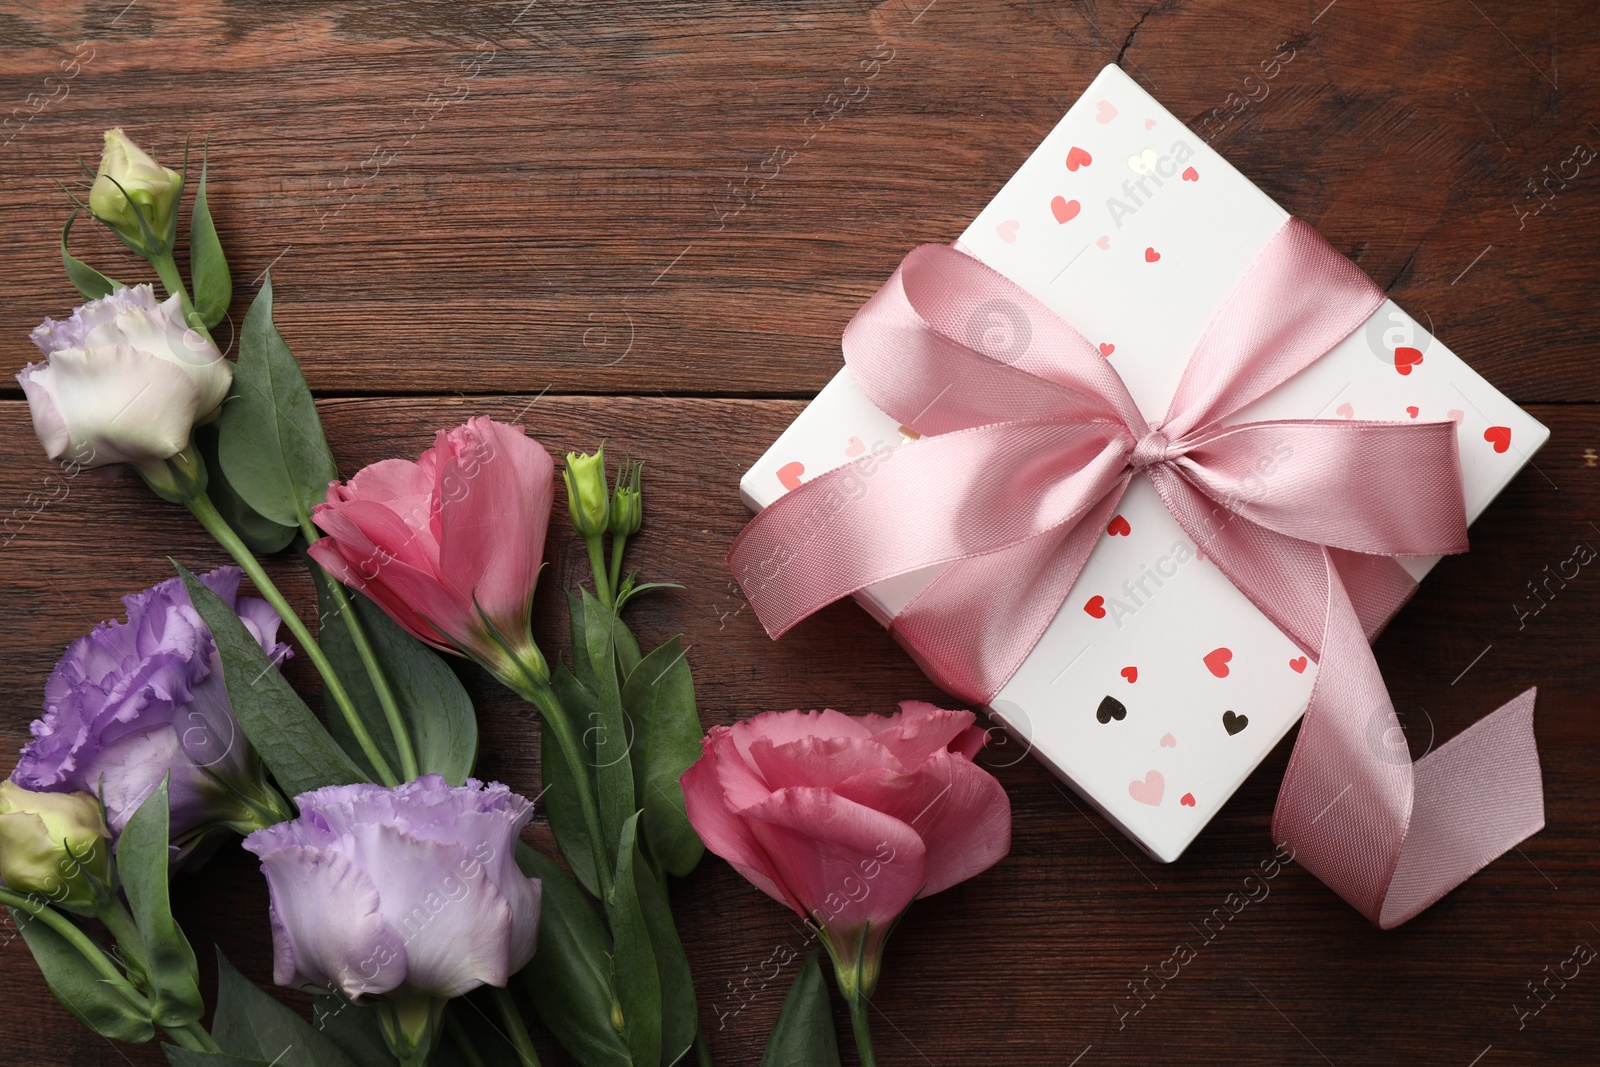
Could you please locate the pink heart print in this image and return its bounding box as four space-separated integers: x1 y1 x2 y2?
1129 769 1165 806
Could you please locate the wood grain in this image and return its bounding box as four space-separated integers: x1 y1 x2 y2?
0 1 1596 399
1 1 1598 1064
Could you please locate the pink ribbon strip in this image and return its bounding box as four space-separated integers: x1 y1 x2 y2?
729 217 1543 927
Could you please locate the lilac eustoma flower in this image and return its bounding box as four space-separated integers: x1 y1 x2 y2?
243 776 542 1061
10 566 289 842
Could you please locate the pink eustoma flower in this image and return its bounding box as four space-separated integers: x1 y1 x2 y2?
308 417 554 677
680 701 1011 1001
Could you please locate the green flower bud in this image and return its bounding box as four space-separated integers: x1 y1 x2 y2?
87 128 183 257
563 446 610 539
0 782 113 912
609 460 642 538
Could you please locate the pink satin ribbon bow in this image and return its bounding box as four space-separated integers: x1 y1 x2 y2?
729 217 1543 928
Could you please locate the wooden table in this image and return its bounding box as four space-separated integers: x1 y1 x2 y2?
2 2 1598 1064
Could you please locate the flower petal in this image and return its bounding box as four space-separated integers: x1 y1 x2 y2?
351 821 518 995
249 841 408 999
80 724 218 838
681 730 796 914
26 344 202 466
727 710 873 776
833 750 1011 897
741 786 927 933
310 505 473 650
434 419 551 630
16 362 70 461
746 734 899 792
864 701 980 770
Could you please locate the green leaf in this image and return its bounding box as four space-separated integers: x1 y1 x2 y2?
311 565 478 784
60 209 122 301
164 1049 270 1066
515 844 631 1067
212 950 359 1067
621 636 705 878
760 951 841 1067
180 563 367 795
546 663 600 898
611 612 643 677
189 143 231 330
308 996 396 1067
119 779 205 1028
217 273 339 527
581 590 636 866
195 424 296 554
566 589 598 692
634 861 696 1066
607 814 661 1067
7 906 154 1044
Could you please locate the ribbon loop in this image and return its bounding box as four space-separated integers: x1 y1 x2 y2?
729 215 1544 928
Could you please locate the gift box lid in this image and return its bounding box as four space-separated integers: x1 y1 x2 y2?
738 64 1548 863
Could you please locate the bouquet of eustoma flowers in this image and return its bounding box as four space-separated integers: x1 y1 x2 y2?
1 128 1017 1067
2 128 712 1067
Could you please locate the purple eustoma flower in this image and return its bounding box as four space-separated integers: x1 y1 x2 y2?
243 776 542 1061
10 566 290 844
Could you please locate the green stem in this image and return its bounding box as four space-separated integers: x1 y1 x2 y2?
694 1028 713 1067
607 533 628 602
846 992 877 1067
0 895 148 1011
149 250 215 347
491 986 543 1067
184 490 400 786
301 520 421 781
514 673 613 902
165 1021 224 1053
585 535 613 608
445 1010 488 1067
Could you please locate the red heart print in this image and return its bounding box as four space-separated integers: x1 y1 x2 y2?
1120 666 1138 683
1336 402 1354 419
1203 647 1232 678
1065 146 1093 171
1289 655 1308 673
1051 196 1081 223
1159 732 1176 748
1406 406 1419 419
1128 770 1164 805
1106 514 1131 536
845 436 865 457
1484 426 1512 453
1144 118 1157 130
1144 246 1161 263
1096 100 1118 123
1096 234 1111 250
1394 346 1424 375
996 219 1020 243
1180 792 1196 807
1099 342 1115 357
776 461 805 491
1181 166 1199 182
1084 595 1107 619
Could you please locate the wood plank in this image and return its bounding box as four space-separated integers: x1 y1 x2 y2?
0 1 1594 398
0 395 1595 1064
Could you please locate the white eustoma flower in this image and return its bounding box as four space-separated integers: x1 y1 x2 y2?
18 284 230 469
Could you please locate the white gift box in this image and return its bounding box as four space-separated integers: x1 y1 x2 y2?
738 65 1548 863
